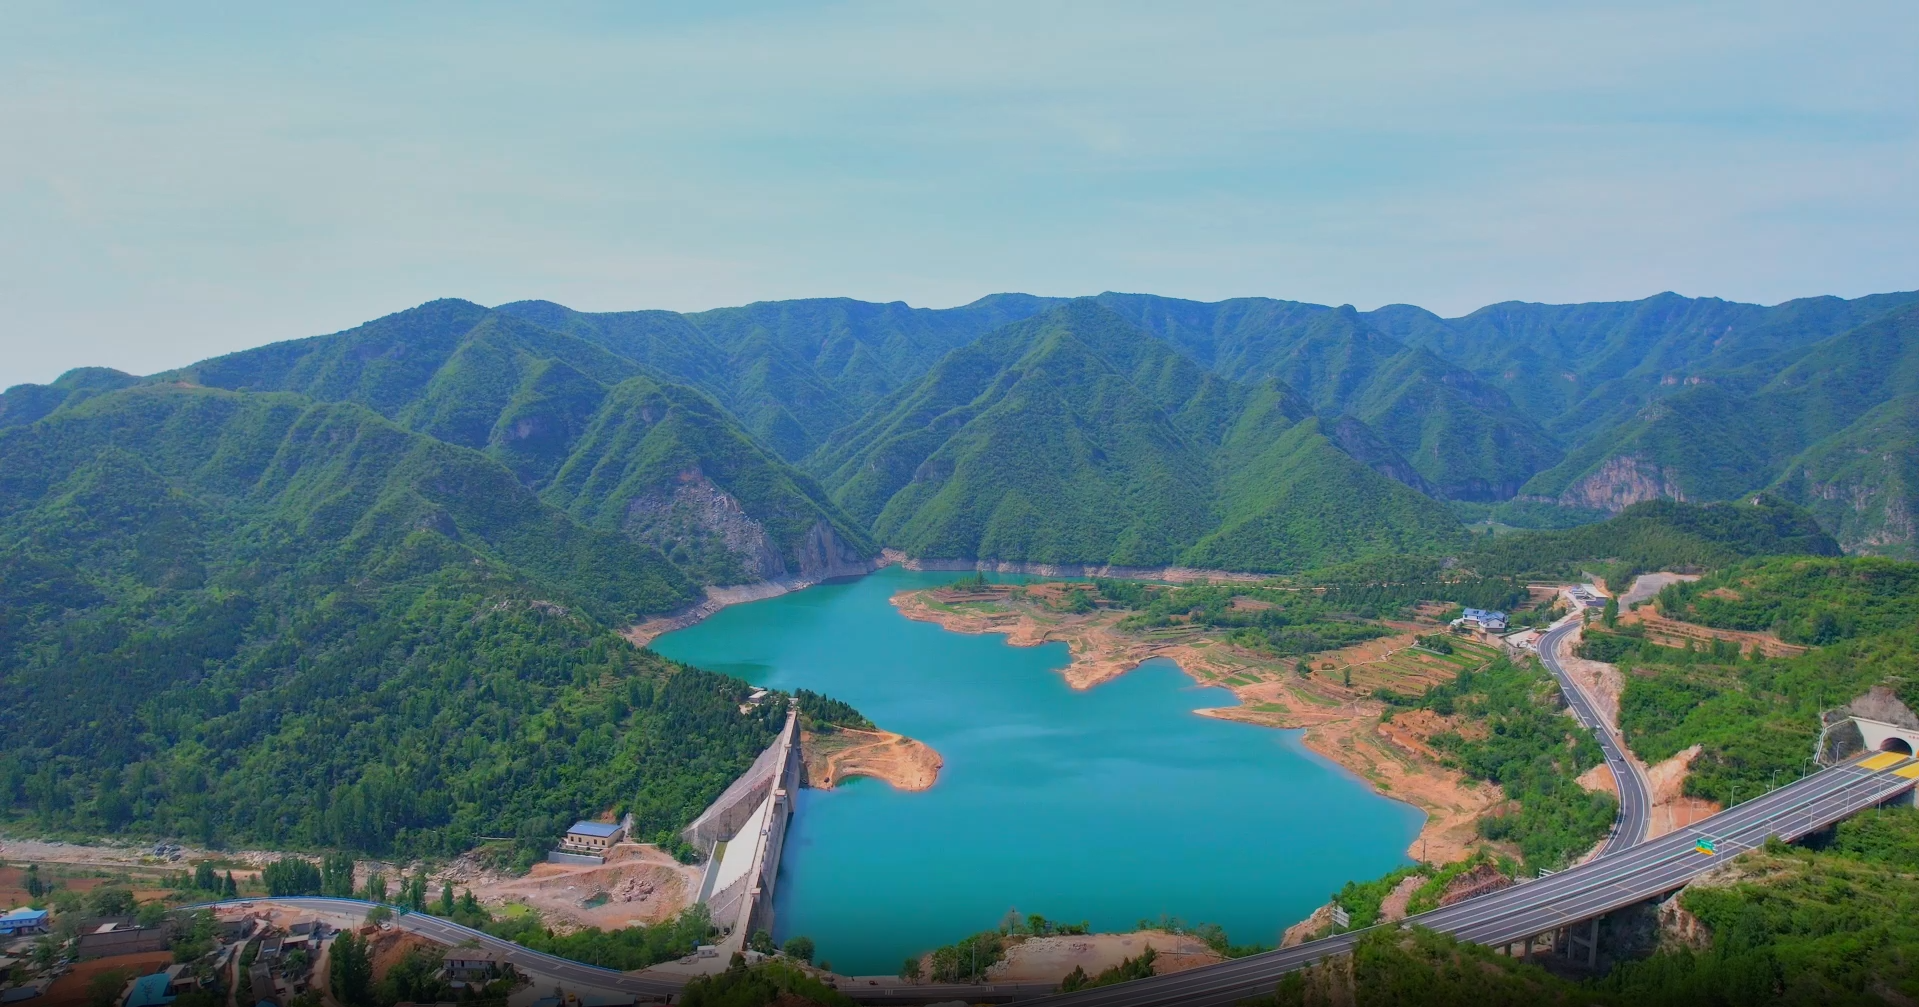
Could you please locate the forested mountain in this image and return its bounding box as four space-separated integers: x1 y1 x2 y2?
498 294 1061 460
1365 289 1919 435
9 284 1916 579
810 300 1463 570
1092 294 1559 500
0 383 793 854
1507 303 1919 555
155 299 875 585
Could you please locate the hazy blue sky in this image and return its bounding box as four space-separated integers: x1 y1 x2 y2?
3 1 1915 386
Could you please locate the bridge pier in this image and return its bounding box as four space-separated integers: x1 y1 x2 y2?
1566 916 1599 968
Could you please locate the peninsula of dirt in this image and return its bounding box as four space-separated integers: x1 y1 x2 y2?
802 727 943 791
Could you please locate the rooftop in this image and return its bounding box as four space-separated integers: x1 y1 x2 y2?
125 973 176 1007
566 821 622 838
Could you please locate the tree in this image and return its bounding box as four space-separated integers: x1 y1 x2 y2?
782 935 814 964
439 882 454 916
24 864 42 898
320 853 356 898
86 967 136 1007
136 900 167 928
87 887 136 917
1602 597 1619 628
262 858 322 897
330 931 374 1006
193 862 218 892
362 873 387 904
747 929 774 954
222 872 238 899
899 956 923 982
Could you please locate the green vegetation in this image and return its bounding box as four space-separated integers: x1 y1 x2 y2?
143 299 874 587
1462 497 1840 584
1243 926 1597 1006
1604 628 1919 806
1060 947 1157 992
1557 556 1919 806
483 903 717 971
1449 498 1611 530
812 301 1465 572
1091 579 1390 657
0 385 879 857
1598 809 1919 1004
1656 555 1919 645
679 958 853 1007
795 689 874 733
262 858 322 896
1383 658 1614 870
329 931 373 1006
1329 864 1426 930
926 930 1004 983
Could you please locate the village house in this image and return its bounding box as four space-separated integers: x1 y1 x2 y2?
560 821 624 853
442 949 507 984
0 909 47 937
1451 607 1509 633
76 922 168 959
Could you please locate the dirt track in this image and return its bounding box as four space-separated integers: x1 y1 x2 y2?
459 843 701 931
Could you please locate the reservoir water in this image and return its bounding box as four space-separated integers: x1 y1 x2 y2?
648 567 1420 976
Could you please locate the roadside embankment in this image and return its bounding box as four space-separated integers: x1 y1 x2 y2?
1550 621 1722 840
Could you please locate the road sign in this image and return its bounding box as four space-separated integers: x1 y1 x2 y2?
1330 905 1351 928
1695 836 1717 855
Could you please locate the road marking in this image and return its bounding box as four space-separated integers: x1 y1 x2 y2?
1894 763 1919 779
1859 752 1906 771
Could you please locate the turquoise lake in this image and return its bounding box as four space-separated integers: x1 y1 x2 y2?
648 567 1420 976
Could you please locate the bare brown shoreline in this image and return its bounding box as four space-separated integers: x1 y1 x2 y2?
618 552 1277 648
889 586 1503 863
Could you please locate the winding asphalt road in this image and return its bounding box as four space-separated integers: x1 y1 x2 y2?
1537 615 1653 853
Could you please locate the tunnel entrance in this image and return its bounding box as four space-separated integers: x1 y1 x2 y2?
1882 737 1915 756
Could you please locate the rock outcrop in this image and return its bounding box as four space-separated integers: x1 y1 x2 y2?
1559 454 1687 512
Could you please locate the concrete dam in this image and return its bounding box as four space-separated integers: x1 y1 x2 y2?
685 705 801 951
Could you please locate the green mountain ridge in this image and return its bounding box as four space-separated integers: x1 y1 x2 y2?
0 384 822 856
147 300 875 586
1095 293 1562 501
1517 303 1919 553
811 300 1465 572
8 283 1917 580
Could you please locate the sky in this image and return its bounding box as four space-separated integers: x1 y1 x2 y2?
2 1 1915 387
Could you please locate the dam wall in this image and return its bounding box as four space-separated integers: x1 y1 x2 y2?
686 706 801 951
682 715 789 852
